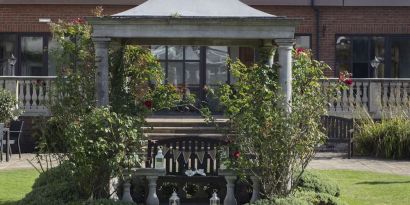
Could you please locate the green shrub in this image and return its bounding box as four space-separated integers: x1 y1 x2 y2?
297 171 340 197
0 88 20 123
355 116 410 159
18 164 82 205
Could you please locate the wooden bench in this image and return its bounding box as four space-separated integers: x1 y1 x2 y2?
321 115 354 158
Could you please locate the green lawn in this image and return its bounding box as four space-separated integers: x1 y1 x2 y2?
0 169 39 205
313 170 410 205
0 169 409 205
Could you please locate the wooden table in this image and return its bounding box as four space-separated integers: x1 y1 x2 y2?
0 128 10 162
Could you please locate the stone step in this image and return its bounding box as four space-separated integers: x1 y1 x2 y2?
144 133 231 140
142 126 229 134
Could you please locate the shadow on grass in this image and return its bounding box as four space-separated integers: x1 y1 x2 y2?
356 181 410 185
0 200 18 205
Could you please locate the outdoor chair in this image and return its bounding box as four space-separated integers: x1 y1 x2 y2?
1 120 24 159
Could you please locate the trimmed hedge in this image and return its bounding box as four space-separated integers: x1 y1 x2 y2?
18 163 81 205
297 171 340 197
18 164 133 205
247 171 346 205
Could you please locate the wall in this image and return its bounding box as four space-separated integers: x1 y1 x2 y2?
1 4 410 77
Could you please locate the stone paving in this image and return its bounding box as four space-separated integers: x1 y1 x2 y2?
308 152 410 176
1 153 410 176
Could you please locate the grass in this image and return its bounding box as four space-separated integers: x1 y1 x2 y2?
313 170 410 205
0 169 409 205
0 169 39 205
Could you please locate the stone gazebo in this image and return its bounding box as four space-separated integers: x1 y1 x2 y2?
87 0 300 110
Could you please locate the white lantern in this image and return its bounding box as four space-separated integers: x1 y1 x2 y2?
210 189 220 205
169 190 180 205
155 146 165 169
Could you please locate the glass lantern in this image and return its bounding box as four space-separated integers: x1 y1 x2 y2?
169 190 180 205
210 189 220 205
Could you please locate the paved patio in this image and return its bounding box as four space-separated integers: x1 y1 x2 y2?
1 153 410 176
308 152 410 176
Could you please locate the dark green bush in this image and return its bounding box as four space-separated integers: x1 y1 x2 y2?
355 117 410 159
18 163 81 205
297 171 340 197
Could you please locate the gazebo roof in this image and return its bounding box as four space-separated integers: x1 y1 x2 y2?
113 0 276 18
87 0 300 46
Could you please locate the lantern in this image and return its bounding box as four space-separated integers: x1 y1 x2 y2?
210 189 220 205
155 146 165 169
169 190 180 205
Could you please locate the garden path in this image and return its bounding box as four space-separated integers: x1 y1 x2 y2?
1 153 410 176
308 152 410 176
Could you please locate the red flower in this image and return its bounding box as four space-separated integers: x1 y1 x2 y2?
296 48 305 55
344 78 353 86
233 151 240 158
144 100 153 109
72 17 86 24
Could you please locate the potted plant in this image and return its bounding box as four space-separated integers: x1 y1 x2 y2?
0 88 20 132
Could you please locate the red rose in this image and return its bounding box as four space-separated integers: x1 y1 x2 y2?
233 151 240 158
296 48 305 55
144 100 153 109
344 78 353 86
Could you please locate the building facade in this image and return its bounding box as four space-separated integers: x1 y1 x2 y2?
1 0 410 78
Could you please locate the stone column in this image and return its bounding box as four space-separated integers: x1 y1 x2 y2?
250 176 261 203
224 175 237 205
276 39 294 113
122 182 134 203
93 37 111 107
146 176 160 205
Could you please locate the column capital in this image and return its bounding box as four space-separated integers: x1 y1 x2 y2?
275 38 295 47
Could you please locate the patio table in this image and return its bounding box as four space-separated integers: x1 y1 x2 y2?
0 128 10 162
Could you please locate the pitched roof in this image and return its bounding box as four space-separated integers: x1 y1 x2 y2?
112 0 276 18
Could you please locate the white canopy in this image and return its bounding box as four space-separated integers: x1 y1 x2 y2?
113 0 276 18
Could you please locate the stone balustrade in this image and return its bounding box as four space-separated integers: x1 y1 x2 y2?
321 78 410 118
1 76 410 118
0 76 56 116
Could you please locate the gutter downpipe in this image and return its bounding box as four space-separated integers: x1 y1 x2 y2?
312 0 320 60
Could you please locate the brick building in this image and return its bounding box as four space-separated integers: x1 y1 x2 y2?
1 0 410 78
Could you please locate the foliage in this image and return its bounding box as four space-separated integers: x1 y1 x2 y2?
18 163 81 205
0 88 20 123
217 49 337 197
33 12 187 201
65 107 145 198
354 113 410 159
297 171 340 197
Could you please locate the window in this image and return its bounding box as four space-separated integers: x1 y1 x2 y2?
0 33 53 76
295 35 311 49
336 35 410 78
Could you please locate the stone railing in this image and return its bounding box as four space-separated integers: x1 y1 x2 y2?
321 78 410 118
1 76 410 118
0 76 56 116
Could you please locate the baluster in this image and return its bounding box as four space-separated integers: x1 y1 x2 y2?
388 82 395 108
395 82 402 107
382 82 389 108
348 84 355 112
24 80 31 111
403 82 410 110
362 81 369 111
18 80 25 110
335 88 342 112
341 88 348 112
354 82 362 111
